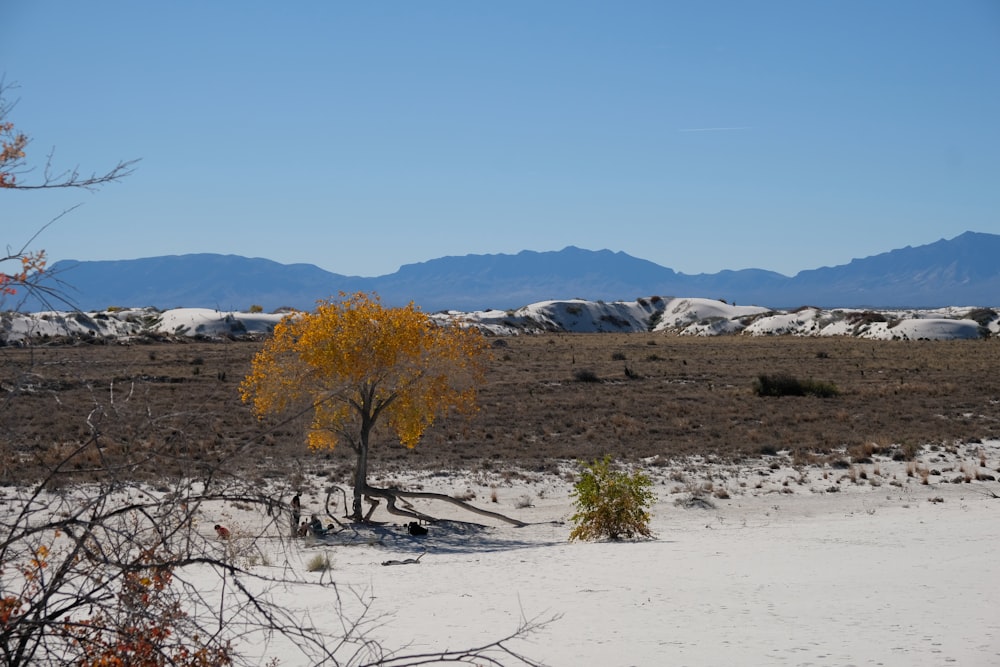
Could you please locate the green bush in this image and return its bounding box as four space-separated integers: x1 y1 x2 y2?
569 456 655 541
753 373 839 398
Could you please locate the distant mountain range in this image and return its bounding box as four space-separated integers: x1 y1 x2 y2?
17 231 1000 312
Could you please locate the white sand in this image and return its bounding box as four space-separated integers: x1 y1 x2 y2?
223 442 1000 666
4 443 997 665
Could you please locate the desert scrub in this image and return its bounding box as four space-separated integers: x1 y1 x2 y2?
569 456 655 541
753 373 839 398
573 368 601 383
306 552 333 572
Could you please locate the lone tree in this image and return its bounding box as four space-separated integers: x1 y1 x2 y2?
241 292 517 524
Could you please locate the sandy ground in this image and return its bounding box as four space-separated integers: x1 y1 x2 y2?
215 442 1000 666
5 442 997 665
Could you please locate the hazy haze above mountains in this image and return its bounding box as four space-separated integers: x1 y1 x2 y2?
19 231 1000 313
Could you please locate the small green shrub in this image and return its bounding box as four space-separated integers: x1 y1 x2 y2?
248 304 264 313
569 456 655 541
753 374 839 398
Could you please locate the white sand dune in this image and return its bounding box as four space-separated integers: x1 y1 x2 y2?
6 299 996 342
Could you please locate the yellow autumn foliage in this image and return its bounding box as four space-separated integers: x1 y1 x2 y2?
240 292 489 453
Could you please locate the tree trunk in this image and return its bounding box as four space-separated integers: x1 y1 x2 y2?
352 440 368 520
352 414 374 520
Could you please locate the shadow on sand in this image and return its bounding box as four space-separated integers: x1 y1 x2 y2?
313 519 565 556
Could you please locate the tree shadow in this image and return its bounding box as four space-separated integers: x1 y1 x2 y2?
317 519 566 555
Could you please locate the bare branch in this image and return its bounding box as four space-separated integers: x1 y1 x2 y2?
6 155 139 191
1 80 139 193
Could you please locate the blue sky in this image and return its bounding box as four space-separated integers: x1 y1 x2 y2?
3 1 999 277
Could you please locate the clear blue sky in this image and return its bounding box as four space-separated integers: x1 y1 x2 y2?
4 1 999 277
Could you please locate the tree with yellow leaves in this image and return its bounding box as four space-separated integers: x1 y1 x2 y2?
241 292 520 525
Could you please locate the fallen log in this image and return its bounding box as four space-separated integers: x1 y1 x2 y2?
381 551 426 567
364 484 527 527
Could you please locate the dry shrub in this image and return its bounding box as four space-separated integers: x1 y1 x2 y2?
219 525 271 568
573 368 601 383
306 552 333 572
848 442 877 463
753 373 840 398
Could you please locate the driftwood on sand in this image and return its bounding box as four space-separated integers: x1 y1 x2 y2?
325 484 526 528
381 552 426 567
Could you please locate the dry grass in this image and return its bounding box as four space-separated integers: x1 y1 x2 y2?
305 552 333 572
2 334 1000 483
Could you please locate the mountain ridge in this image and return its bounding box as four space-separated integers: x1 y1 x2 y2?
17 231 1000 312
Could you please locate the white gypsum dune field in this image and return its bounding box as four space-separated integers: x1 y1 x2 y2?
3 298 997 342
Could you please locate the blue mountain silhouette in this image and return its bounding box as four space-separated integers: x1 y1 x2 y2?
20 232 1000 312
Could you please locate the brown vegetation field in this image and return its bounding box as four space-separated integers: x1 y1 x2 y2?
2 334 999 485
